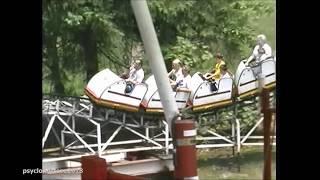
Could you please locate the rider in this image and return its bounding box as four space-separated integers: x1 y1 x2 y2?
126 60 144 84
245 34 272 66
125 60 144 93
168 58 184 89
176 65 192 92
203 53 226 80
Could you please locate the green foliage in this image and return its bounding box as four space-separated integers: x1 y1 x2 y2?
163 36 213 73
237 103 260 132
149 0 275 73
63 4 124 43
197 100 261 135
43 0 127 95
42 0 275 130
148 0 195 22
63 72 87 96
43 0 275 96
42 80 52 94
251 10 276 50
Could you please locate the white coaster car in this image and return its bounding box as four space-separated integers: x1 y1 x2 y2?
141 75 191 114
85 69 148 112
189 73 234 112
234 57 276 100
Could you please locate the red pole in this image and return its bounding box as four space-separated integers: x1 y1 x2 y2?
261 88 272 180
174 119 198 180
81 155 108 180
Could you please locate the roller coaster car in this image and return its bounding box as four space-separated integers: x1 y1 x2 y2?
84 68 148 112
190 72 234 112
84 58 276 114
234 57 276 100
141 75 191 114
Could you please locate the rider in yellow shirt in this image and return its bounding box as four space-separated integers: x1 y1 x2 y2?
204 53 226 80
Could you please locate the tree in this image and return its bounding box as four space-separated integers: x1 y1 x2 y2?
43 0 125 94
163 36 213 73
43 1 69 94
43 0 275 95
63 0 124 82
148 0 274 72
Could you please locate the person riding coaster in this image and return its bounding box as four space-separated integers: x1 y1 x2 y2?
233 34 275 100
198 53 226 92
242 34 273 78
123 60 144 94
245 34 272 66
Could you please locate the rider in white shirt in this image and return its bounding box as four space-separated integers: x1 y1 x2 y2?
127 60 144 84
245 34 272 66
176 65 192 92
125 60 144 93
168 59 184 87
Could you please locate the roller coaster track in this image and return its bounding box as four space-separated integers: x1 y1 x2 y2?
42 87 275 164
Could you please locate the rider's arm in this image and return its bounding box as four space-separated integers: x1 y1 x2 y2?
245 46 259 66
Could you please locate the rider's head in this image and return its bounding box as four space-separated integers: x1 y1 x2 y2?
172 59 182 70
257 34 266 46
134 60 142 69
215 53 224 62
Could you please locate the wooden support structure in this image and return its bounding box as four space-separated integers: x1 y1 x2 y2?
261 87 275 180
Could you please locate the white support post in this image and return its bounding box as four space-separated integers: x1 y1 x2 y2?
242 142 276 146
63 118 109 149
122 113 126 124
43 115 56 148
89 104 93 117
106 146 163 154
72 101 76 130
236 119 241 153
101 125 123 152
163 120 169 155
232 120 235 142
231 119 236 155
154 132 164 139
61 130 65 152
66 139 146 150
56 115 95 153
196 137 232 141
207 130 234 144
72 118 75 131
55 100 60 112
77 103 90 114
87 118 102 157
241 117 264 144
125 126 163 148
97 123 101 156
132 119 140 126
146 127 149 139
44 116 62 146
197 144 235 148
62 130 98 138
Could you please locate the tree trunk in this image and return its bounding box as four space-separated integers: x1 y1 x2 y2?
80 26 98 82
46 35 65 94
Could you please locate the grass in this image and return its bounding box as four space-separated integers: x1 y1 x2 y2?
144 146 276 179
197 146 276 180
